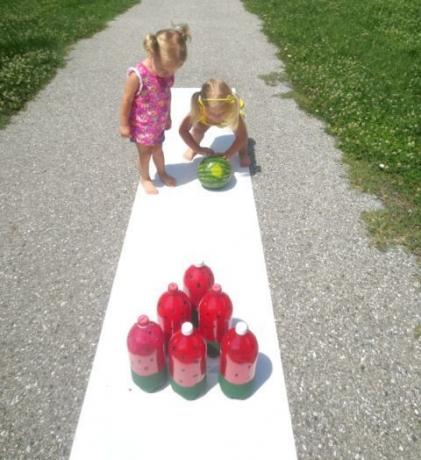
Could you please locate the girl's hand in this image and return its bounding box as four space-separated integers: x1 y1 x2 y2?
120 125 131 138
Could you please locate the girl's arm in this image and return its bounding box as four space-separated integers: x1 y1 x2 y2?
223 116 248 158
119 73 139 137
179 115 214 155
179 115 200 150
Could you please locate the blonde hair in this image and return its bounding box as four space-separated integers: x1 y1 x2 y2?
143 24 191 66
191 79 242 130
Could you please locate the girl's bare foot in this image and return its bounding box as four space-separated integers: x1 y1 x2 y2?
183 148 196 161
141 178 159 194
159 172 176 187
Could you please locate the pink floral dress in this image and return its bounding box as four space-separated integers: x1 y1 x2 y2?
128 62 174 146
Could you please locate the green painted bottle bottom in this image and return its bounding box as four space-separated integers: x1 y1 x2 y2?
132 368 167 393
219 374 253 399
207 341 220 357
170 377 206 400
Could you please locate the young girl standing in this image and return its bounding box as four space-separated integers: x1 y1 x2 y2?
120 25 190 194
179 79 251 167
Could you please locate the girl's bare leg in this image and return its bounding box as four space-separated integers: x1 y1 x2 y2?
136 144 158 194
152 147 176 187
184 124 209 160
237 123 251 167
239 142 251 167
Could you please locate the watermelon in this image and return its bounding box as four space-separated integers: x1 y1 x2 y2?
198 156 232 189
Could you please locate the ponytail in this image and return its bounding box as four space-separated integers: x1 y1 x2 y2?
174 23 191 43
190 91 202 125
143 33 159 55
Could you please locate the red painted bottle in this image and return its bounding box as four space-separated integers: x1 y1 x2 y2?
157 282 192 347
127 315 166 392
198 284 233 357
219 321 259 399
169 322 207 400
183 262 214 326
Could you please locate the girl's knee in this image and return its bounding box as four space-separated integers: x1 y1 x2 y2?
137 144 157 155
151 145 163 155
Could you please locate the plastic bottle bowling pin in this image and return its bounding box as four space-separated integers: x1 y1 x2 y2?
157 282 192 347
168 322 207 400
219 321 259 399
183 262 214 326
127 315 167 392
198 283 233 357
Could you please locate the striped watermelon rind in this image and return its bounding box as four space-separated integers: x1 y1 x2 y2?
198 156 232 189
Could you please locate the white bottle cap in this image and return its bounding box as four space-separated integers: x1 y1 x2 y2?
181 322 194 336
194 262 205 267
235 321 248 336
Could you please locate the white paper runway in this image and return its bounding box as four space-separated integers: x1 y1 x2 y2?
70 89 297 460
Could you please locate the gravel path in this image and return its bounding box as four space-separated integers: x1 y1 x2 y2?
1 1 419 459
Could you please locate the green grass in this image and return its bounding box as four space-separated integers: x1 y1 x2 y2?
243 0 421 256
0 0 139 127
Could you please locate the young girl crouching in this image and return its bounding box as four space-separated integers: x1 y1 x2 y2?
179 79 251 167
